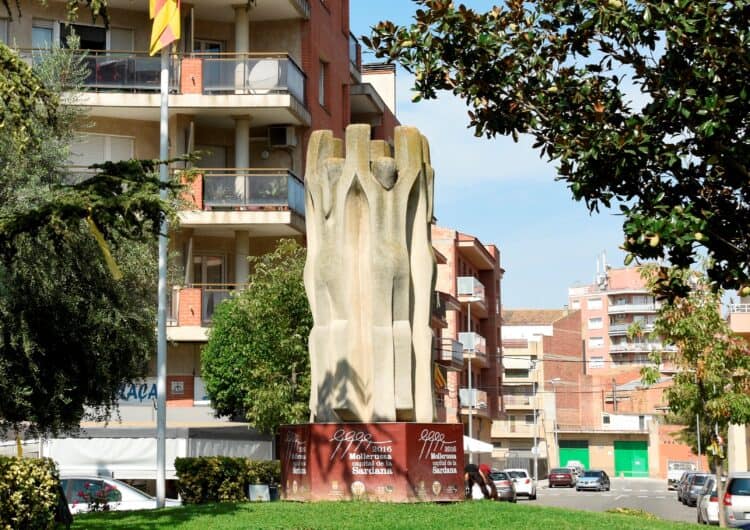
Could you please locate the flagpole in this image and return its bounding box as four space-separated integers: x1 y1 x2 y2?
156 45 169 509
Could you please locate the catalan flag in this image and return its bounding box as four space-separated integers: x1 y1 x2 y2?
434 364 447 390
149 0 181 56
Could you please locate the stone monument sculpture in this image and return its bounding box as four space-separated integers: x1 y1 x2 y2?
280 124 464 503
304 124 436 423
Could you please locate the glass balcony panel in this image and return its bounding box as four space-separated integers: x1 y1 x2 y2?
201 56 305 103
202 170 304 216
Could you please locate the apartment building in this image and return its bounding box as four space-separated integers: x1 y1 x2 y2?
494 309 581 474
568 259 676 369
432 226 503 453
3 0 403 480
727 297 750 472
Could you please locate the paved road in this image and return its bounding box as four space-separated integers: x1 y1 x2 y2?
527 478 698 524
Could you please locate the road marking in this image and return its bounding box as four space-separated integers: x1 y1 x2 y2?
640 489 649 492
638 495 649 498
623 488 633 491
615 495 628 500
655 496 665 499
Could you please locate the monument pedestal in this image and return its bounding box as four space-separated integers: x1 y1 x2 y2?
279 423 465 502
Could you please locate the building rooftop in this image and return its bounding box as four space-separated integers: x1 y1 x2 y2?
502 309 569 325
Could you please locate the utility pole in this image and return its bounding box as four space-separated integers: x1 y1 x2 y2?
467 300 474 464
612 378 617 413
533 380 538 483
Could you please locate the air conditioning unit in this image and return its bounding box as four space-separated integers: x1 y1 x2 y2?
268 125 297 148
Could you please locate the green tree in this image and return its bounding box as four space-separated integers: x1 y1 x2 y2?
0 43 182 436
201 239 311 435
367 0 750 299
643 268 750 527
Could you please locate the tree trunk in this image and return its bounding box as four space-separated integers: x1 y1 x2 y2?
15 433 22 457
716 458 726 528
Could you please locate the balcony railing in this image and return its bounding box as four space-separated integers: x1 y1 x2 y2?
457 276 486 300
730 303 750 313
610 342 668 353
16 49 305 102
608 322 655 335
199 53 305 102
458 331 487 358
503 395 534 407
556 423 648 433
459 388 488 409
608 302 657 314
202 169 304 215
201 285 234 324
19 50 178 91
348 32 361 70
436 337 463 367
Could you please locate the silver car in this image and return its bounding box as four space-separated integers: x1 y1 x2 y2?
576 470 610 492
724 472 750 528
697 476 719 526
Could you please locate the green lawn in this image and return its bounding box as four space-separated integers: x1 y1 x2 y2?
73 501 699 530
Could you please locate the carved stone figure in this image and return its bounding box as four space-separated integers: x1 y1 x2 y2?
304 124 436 423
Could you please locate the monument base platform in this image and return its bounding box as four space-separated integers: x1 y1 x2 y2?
279 422 465 502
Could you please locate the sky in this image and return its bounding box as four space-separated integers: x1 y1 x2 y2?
350 1 628 309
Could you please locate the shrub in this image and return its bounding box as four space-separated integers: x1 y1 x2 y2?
0 456 68 530
175 457 280 504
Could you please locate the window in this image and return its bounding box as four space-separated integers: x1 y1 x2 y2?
505 369 529 379
524 415 535 425
318 60 327 107
589 356 604 369
570 299 580 310
587 297 602 310
602 414 611 424
61 22 106 49
32 19 55 49
0 18 8 45
69 134 135 168
109 27 134 52
588 317 603 329
588 336 604 349
192 255 225 285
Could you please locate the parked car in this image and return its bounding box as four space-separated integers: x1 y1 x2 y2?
565 460 585 477
505 468 537 500
576 470 610 492
686 473 712 507
548 467 576 488
489 471 517 502
677 471 699 504
723 472 750 528
697 476 719 526
60 476 181 514
668 460 698 490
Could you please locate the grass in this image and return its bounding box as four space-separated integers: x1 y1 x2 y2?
73 501 699 530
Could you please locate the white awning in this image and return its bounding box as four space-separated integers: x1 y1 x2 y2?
463 436 493 454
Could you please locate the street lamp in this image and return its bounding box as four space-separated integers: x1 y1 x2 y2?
548 378 561 467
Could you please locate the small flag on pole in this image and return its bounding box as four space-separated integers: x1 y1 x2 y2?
149 0 181 56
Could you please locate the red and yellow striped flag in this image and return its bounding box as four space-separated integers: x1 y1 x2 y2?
149 0 181 56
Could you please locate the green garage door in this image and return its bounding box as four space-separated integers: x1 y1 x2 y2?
614 440 649 477
559 440 590 470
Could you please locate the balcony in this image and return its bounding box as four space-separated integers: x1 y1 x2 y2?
18 48 311 126
436 338 464 370
180 169 305 235
609 342 670 353
458 332 487 367
608 302 657 314
166 284 244 341
502 394 535 409
199 54 305 102
729 304 750 336
556 424 648 434
608 322 655 335
459 388 489 417
348 32 361 82
492 420 537 438
457 276 488 318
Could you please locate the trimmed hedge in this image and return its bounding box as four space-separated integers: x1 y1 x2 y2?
0 456 68 530
174 457 280 504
